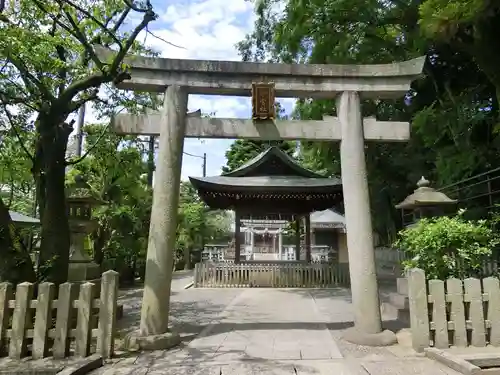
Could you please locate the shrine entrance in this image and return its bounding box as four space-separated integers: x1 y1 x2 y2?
97 47 424 349
189 145 343 264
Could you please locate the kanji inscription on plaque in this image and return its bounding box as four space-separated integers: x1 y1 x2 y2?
251 82 275 120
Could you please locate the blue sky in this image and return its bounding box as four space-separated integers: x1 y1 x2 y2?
131 0 295 180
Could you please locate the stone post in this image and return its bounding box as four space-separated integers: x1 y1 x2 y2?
278 231 283 260
305 215 311 263
294 216 301 261
250 230 254 255
234 213 241 263
129 85 187 350
337 91 396 346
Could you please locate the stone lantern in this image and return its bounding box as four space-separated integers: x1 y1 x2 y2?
66 174 102 282
395 176 457 227
392 177 458 316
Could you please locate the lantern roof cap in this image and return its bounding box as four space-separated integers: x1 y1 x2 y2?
66 174 104 205
395 176 457 209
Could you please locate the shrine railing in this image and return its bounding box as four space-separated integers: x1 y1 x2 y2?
193 262 350 288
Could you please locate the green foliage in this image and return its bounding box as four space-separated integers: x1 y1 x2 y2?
176 182 231 269
0 127 35 213
0 0 160 283
71 124 150 284
419 0 486 39
395 214 498 279
222 140 295 173
238 0 500 245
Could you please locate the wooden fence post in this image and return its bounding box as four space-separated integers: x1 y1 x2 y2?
464 278 486 347
447 278 467 347
75 282 95 357
32 282 55 359
97 270 118 359
53 283 78 359
408 268 430 352
0 283 13 356
9 282 34 359
428 280 448 349
484 277 500 346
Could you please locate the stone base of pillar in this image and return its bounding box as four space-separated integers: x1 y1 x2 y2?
123 330 181 351
342 327 397 347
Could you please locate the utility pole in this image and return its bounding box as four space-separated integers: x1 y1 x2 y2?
202 152 206 177
183 151 207 177
75 103 86 157
182 151 207 269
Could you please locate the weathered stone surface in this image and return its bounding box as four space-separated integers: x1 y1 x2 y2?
111 113 410 142
138 86 187 340
88 286 469 374
95 46 425 98
396 278 408 295
342 328 398 347
0 355 102 375
337 91 382 339
361 357 463 375
425 348 481 375
56 354 103 375
123 331 181 351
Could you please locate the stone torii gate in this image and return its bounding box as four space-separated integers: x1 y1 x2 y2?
98 48 425 349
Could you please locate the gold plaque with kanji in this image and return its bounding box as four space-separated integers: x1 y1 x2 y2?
251 82 275 120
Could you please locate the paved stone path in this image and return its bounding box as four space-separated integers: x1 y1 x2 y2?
91 273 461 374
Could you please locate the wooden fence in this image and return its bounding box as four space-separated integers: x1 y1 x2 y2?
408 268 500 352
194 262 350 288
0 270 118 360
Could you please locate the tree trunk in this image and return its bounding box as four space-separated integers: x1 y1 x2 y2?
36 120 72 285
184 247 191 270
92 225 109 267
0 197 37 284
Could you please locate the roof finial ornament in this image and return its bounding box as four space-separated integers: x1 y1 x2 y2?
417 176 430 188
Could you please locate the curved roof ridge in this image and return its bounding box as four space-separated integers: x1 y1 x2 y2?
222 146 324 178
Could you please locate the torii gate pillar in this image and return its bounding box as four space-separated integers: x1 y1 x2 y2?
337 91 394 345
97 46 425 349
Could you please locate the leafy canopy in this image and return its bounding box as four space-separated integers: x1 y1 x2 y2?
395 213 498 279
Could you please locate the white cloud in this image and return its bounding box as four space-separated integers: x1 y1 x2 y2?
144 0 258 180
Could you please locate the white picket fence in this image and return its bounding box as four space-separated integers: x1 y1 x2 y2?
194 262 350 288
408 268 500 352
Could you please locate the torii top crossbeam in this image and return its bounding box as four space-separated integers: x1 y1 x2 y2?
96 47 425 99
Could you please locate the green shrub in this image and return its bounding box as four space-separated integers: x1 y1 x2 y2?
394 212 498 280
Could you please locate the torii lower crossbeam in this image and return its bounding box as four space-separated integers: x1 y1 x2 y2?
112 113 410 142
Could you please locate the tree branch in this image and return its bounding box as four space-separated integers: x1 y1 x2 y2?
68 88 100 112
58 4 104 70
108 6 157 74
4 51 55 102
57 3 155 107
123 0 152 13
1 105 35 162
65 124 110 165
111 8 130 33
59 0 121 48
